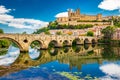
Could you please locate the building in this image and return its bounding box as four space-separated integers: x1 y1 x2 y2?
43 25 106 37
56 9 112 26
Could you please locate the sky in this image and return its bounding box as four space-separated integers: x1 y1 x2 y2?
0 0 120 34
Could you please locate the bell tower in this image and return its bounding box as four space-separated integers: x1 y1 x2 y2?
76 8 80 15
68 9 72 17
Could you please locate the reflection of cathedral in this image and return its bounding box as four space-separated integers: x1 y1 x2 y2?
56 9 112 25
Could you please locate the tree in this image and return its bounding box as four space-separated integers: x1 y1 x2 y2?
101 26 115 40
0 29 4 33
33 27 49 34
22 31 27 34
113 16 120 27
56 31 62 35
0 39 11 48
86 31 94 36
44 31 50 35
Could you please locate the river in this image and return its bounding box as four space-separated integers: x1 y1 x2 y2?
0 44 120 80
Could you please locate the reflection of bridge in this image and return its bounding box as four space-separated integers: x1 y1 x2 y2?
0 45 102 77
0 34 98 52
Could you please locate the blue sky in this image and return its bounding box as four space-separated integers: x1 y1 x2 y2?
0 0 120 33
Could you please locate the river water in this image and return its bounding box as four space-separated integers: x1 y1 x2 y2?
0 44 120 80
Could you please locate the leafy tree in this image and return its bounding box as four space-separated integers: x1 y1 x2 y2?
22 31 27 34
0 39 11 48
48 21 58 29
56 31 62 35
86 31 94 36
0 29 4 33
33 27 49 34
48 21 93 29
113 17 120 27
101 26 115 40
44 31 50 35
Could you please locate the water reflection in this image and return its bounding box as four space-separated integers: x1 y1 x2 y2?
29 47 41 60
0 44 120 79
100 63 120 80
0 45 20 66
48 48 58 56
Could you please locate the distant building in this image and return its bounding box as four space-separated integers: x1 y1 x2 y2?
46 25 106 37
56 8 112 26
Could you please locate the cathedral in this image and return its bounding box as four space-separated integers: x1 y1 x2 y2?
56 9 111 25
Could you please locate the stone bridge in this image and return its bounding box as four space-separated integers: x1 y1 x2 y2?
0 34 98 52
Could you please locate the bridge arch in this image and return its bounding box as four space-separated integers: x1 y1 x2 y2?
91 39 96 44
63 40 70 47
0 37 23 50
84 44 90 50
72 38 81 45
63 47 70 53
30 40 43 49
72 45 81 53
84 38 90 44
48 48 58 56
48 40 58 48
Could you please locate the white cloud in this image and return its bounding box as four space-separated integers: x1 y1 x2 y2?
99 63 120 79
98 0 120 11
8 18 48 29
55 12 68 18
0 5 48 29
0 5 11 14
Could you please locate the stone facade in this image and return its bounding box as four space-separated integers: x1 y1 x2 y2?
56 9 112 26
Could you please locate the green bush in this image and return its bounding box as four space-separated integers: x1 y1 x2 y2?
86 31 94 36
0 29 4 33
0 39 11 48
56 31 62 35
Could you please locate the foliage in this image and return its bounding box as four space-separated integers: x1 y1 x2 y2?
57 72 78 80
56 71 99 80
56 31 62 35
0 29 12 48
87 50 94 55
48 21 58 29
86 31 94 36
113 17 120 27
33 27 49 34
101 45 117 60
101 26 115 40
0 39 11 48
22 31 27 34
44 31 50 35
0 49 7 56
34 21 94 34
48 21 93 29
31 41 41 48
0 29 4 33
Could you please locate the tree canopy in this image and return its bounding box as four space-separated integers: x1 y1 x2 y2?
0 29 4 33
48 21 93 29
86 31 94 36
33 27 49 34
101 26 115 40
113 17 120 27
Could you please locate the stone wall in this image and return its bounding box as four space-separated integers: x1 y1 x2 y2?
58 21 111 26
